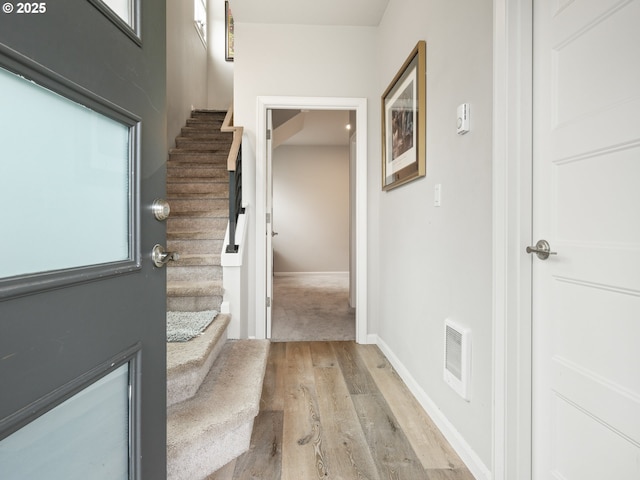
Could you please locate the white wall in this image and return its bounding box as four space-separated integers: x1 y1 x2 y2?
166 0 234 149
233 0 493 474
376 0 493 473
272 145 350 273
207 0 234 109
166 0 208 148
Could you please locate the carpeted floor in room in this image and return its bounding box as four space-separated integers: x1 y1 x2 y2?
270 273 355 342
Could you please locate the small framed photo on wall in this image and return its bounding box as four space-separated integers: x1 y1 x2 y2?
225 1 234 61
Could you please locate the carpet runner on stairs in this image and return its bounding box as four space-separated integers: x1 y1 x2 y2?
166 110 269 479
167 110 230 313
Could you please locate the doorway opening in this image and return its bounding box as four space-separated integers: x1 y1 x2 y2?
269 109 355 342
255 96 368 344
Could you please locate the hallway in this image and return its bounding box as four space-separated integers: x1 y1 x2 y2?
271 274 355 342
210 341 474 479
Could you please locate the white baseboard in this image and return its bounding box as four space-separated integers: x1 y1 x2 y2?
365 333 378 345
374 335 491 480
273 271 349 277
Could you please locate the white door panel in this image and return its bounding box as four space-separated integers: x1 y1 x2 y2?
532 0 640 478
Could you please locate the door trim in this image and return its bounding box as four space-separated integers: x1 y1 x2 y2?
255 96 368 344
492 1 533 479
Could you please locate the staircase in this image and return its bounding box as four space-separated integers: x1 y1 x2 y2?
165 110 269 479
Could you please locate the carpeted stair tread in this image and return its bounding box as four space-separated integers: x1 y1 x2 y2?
169 151 229 164
168 216 227 234
168 295 223 313
185 118 225 128
167 232 226 242
167 161 227 171
167 313 230 407
168 199 228 217
167 252 220 266
167 280 223 297
168 265 222 283
167 229 226 241
167 239 225 254
167 182 229 198
175 138 232 150
175 132 231 141
180 126 229 137
169 146 230 155
191 109 226 115
167 340 270 480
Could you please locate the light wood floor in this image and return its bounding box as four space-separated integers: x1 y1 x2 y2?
209 341 474 480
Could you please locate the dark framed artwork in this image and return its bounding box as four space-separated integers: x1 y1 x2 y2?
381 40 426 190
225 1 234 62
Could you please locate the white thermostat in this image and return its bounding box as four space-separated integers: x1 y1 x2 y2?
457 103 470 135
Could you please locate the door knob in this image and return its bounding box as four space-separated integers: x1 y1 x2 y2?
526 239 557 260
152 244 179 267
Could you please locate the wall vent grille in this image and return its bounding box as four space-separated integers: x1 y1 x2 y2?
444 319 471 401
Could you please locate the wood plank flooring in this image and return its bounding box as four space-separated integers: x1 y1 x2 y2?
208 341 474 480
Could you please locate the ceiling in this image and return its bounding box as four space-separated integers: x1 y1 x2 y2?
275 110 352 147
230 0 390 27
273 110 351 147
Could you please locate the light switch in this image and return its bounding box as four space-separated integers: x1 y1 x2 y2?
434 184 441 207
457 103 470 135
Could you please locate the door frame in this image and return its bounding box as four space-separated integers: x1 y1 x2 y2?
492 1 533 479
255 96 368 344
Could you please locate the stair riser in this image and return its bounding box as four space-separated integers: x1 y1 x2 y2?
167 265 222 282
168 216 228 233
170 254 220 266
180 126 226 136
169 199 228 217
191 110 226 117
167 421 252 480
175 139 232 150
169 151 228 163
167 166 228 181
168 239 224 254
185 118 224 128
167 182 229 197
167 295 223 312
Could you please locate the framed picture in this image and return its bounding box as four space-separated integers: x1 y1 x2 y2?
225 1 234 62
381 40 426 190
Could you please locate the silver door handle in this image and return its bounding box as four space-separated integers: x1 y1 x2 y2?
272 231 278 237
526 239 557 260
152 244 180 267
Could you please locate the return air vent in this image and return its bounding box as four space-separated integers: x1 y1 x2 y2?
444 319 471 401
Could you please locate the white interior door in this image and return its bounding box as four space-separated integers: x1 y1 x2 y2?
266 109 274 338
532 1 640 478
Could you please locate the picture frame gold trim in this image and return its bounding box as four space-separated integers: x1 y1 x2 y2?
381 41 426 191
225 1 234 62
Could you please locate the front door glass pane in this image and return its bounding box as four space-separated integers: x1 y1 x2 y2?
102 0 132 26
0 66 130 279
0 364 130 479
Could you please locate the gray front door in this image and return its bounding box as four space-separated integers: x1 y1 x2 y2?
0 1 166 478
